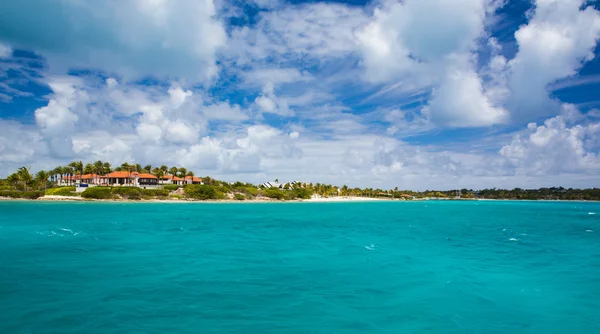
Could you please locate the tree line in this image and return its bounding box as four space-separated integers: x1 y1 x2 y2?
2 163 600 201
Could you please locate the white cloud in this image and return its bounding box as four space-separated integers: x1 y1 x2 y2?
0 42 11 58
500 107 600 175
254 83 292 116
0 0 227 81
202 102 249 121
165 121 198 144
507 0 600 120
168 85 193 109
425 66 508 127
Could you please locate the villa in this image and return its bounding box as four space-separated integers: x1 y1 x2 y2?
59 171 201 188
160 175 203 185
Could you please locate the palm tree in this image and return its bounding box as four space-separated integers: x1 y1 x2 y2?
84 163 94 175
17 166 32 191
35 170 50 192
94 160 104 185
121 162 134 185
152 167 164 186
169 167 178 177
103 162 112 175
144 165 152 173
69 161 83 186
65 166 74 186
135 164 142 173
186 170 194 184
160 165 168 174
7 173 19 189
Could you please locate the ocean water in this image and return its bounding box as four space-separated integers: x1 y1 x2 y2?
1 201 599 333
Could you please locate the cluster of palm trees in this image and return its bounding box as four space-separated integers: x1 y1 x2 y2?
5 167 49 192
3 161 200 190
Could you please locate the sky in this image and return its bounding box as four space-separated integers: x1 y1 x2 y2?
0 0 599 190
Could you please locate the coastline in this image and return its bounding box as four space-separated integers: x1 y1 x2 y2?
0 195 400 203
3 195 598 204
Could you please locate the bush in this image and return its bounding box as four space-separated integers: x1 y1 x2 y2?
111 187 143 199
234 193 246 201
141 189 169 197
163 184 180 191
291 188 313 200
0 186 14 191
46 187 77 196
0 190 44 199
81 187 113 199
184 184 217 200
263 188 284 200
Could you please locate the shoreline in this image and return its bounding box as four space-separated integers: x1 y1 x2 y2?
1 196 598 203
0 195 401 203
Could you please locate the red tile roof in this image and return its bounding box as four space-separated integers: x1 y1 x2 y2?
173 176 184 181
137 173 157 179
105 171 134 178
185 176 202 182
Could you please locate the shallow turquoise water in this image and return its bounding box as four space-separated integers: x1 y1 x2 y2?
1 200 599 333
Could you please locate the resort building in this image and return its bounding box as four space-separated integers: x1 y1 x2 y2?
160 175 203 185
185 176 203 184
104 171 158 188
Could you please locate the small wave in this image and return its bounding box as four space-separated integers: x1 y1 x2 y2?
60 228 73 233
586 230 593 233
509 238 518 241
365 244 377 251
589 212 596 215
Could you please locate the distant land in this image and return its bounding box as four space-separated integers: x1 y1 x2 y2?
2 161 600 202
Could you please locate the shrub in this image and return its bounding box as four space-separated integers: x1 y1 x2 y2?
141 189 169 197
234 193 246 201
163 184 180 191
0 190 44 199
46 187 77 196
184 184 217 200
291 188 313 200
0 186 14 191
81 187 113 199
111 187 142 199
263 188 284 200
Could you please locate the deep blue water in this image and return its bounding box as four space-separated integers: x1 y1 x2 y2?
1 200 599 333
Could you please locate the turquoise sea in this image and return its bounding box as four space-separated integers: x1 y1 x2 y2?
1 200 599 333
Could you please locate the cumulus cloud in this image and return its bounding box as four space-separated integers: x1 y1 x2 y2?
0 42 11 58
507 0 600 120
0 0 227 81
500 106 600 175
254 83 292 116
355 0 508 127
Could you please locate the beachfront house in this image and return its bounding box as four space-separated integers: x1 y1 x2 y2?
185 176 203 184
104 171 158 188
261 182 282 189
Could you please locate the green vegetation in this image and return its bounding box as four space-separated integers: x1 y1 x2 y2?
111 187 143 200
141 189 169 197
291 187 312 199
184 184 217 200
263 188 284 200
46 187 77 196
0 190 44 199
81 187 113 199
3 163 600 202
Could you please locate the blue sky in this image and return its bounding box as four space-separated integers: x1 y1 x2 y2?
0 0 599 190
